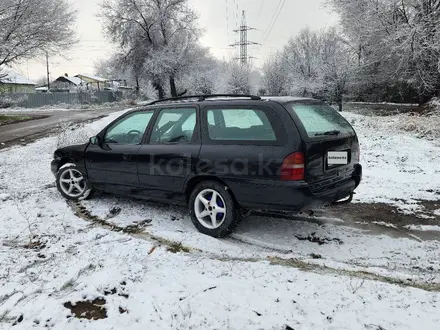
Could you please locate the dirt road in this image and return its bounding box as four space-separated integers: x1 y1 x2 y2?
0 107 127 147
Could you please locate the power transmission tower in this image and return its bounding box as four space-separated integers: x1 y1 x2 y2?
230 10 259 65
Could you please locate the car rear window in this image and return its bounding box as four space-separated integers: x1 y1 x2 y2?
288 103 354 137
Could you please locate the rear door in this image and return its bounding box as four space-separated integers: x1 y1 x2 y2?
287 102 360 192
198 104 291 205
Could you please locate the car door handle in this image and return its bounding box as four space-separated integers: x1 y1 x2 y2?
122 154 131 161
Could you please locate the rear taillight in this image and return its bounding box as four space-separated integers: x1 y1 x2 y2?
354 145 360 163
281 152 305 181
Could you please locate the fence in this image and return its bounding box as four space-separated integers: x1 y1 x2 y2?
1 90 123 108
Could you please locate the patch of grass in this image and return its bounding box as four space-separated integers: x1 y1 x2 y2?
0 114 48 126
0 114 33 124
167 242 191 254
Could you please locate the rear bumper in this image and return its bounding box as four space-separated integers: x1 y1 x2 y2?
233 164 362 212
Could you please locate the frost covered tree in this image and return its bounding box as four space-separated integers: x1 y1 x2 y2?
224 61 252 94
0 0 76 76
327 0 440 104
100 0 201 98
262 53 288 96
318 28 352 110
94 56 125 80
282 28 323 97
262 27 352 108
177 50 219 95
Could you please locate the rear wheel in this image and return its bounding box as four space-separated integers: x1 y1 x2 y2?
189 181 240 238
56 164 93 201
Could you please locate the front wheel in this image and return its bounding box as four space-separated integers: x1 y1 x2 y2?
189 181 240 238
56 164 93 201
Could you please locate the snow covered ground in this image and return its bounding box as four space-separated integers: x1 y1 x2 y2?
343 112 440 211
0 101 130 113
1 109 440 329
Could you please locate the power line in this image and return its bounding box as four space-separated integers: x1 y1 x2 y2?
225 0 230 46
261 0 282 37
262 0 286 46
257 0 265 21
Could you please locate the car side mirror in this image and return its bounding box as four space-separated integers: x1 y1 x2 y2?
89 136 100 145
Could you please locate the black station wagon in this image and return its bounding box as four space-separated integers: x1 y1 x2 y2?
51 94 362 237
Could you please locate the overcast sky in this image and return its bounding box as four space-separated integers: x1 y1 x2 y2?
15 0 338 82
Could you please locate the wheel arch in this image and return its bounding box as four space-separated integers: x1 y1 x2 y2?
56 158 75 173
184 175 238 205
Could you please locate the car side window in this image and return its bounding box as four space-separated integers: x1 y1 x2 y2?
207 111 215 125
182 113 196 131
207 108 276 141
222 110 264 128
150 108 197 144
104 112 153 145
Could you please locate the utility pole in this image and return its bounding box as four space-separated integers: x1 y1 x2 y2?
46 51 50 90
230 10 259 65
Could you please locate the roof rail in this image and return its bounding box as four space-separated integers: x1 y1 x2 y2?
147 94 261 105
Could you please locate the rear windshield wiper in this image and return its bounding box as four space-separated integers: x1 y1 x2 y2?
315 130 341 136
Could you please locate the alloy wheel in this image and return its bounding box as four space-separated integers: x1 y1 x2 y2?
194 189 227 229
59 168 87 198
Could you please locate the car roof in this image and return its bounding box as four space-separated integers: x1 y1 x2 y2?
261 96 316 104
130 95 319 111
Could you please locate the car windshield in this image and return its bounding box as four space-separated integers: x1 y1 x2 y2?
288 103 355 137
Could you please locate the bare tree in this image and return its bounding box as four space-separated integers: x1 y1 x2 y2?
0 0 77 72
100 0 200 98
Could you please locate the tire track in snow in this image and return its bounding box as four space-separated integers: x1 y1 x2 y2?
68 200 440 292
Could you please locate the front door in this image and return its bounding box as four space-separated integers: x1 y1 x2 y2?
137 106 201 201
85 110 155 193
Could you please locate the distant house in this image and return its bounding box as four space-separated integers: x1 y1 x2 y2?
75 74 107 91
51 73 134 93
0 70 36 93
52 74 86 92
35 86 49 93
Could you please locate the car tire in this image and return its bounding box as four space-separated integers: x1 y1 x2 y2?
56 164 93 201
189 181 240 238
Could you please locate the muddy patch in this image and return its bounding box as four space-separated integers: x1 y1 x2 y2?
64 298 107 320
294 232 343 245
326 201 440 227
103 286 129 299
73 201 152 234
322 201 440 240
250 200 440 242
